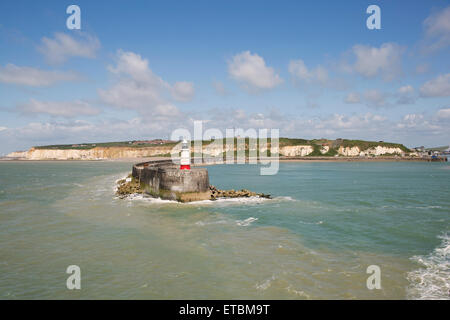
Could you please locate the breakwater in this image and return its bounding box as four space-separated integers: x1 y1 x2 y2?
131 160 210 202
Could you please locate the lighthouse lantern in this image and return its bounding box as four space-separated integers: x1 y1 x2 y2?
180 139 191 170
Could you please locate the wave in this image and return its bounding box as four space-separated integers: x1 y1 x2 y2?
190 196 270 205
117 192 295 206
255 275 275 290
194 217 259 227
115 193 178 204
236 217 258 226
298 220 324 225
195 219 229 226
186 195 296 206
406 233 450 300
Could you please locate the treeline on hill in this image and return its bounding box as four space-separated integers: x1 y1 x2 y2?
33 138 411 157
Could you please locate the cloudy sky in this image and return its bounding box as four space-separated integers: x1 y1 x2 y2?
0 0 449 155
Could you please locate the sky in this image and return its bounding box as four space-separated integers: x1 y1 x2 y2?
0 0 449 155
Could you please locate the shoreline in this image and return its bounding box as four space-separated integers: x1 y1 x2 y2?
0 156 446 163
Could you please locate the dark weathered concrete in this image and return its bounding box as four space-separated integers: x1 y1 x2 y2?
132 160 210 202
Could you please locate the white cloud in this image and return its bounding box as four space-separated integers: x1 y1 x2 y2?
345 43 404 81
312 113 387 134
289 59 328 85
38 32 100 64
398 85 414 95
422 6 450 51
107 50 161 83
437 108 450 119
17 99 100 118
171 81 195 102
345 86 417 106
420 73 450 97
3 108 450 155
344 92 361 104
396 85 416 104
400 113 424 126
415 63 429 75
212 80 229 96
98 50 184 119
228 51 283 91
6 120 98 143
396 113 442 133
0 126 7 131
0 64 79 86
1 117 183 149
363 89 388 107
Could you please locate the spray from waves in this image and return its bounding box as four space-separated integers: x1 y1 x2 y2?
190 196 296 206
118 193 178 204
117 193 296 206
191 197 270 205
406 233 450 300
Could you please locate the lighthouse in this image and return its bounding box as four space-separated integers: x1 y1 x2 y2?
180 139 191 170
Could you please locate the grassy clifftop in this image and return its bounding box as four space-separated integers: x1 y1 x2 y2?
34 140 177 150
338 139 410 152
33 138 411 153
280 138 410 152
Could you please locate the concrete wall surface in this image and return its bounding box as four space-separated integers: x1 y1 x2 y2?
132 161 210 202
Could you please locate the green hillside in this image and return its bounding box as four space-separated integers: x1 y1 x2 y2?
33 138 411 156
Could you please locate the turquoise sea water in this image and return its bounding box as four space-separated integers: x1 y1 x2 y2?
0 161 448 299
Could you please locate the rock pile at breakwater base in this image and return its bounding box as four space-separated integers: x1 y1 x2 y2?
209 185 271 200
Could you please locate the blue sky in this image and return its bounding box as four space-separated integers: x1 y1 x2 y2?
0 0 449 154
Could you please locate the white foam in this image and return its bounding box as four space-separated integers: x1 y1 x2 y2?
299 220 324 225
113 173 132 193
255 275 275 290
195 219 228 226
286 285 311 299
190 195 296 206
115 193 178 204
114 173 130 184
236 217 258 226
190 196 269 205
275 196 296 202
407 233 450 300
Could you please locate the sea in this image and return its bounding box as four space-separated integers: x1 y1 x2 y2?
0 161 448 299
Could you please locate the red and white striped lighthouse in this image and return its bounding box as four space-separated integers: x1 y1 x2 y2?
180 139 190 170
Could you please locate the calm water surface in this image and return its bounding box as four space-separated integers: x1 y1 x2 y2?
0 161 448 299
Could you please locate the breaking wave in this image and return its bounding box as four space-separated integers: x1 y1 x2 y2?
406 233 450 300
117 193 295 206
236 217 258 226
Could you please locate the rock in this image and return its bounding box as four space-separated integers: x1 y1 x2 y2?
116 174 144 197
209 185 270 200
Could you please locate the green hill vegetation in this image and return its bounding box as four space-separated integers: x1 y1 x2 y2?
33 138 411 156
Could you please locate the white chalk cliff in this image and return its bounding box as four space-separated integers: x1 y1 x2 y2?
6 144 406 160
338 146 404 157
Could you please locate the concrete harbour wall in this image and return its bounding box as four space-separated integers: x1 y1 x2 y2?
132 160 210 202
